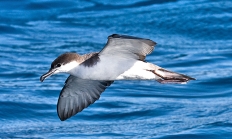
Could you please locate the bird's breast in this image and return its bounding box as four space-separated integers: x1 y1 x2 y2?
72 56 136 80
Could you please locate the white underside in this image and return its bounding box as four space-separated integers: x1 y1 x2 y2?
115 61 158 80
70 57 161 80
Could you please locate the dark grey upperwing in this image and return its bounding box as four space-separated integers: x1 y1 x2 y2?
99 34 157 61
57 75 113 121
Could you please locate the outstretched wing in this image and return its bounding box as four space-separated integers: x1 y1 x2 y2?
57 75 113 121
99 34 156 61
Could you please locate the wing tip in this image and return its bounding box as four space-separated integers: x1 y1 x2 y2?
57 107 76 121
59 116 66 121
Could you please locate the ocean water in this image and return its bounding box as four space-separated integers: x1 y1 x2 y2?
0 0 232 138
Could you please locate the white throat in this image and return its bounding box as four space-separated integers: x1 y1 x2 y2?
57 61 80 74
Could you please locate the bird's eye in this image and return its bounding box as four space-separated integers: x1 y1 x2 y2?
56 63 61 67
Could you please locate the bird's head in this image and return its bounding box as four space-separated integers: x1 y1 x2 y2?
40 53 81 82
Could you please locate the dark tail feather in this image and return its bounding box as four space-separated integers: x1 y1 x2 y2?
153 68 195 84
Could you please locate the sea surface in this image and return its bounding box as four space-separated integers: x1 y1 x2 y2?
0 0 232 138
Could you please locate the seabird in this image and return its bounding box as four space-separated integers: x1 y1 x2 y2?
40 34 195 121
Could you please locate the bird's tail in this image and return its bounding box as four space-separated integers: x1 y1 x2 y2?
149 65 195 84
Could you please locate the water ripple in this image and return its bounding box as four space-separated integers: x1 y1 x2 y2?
0 0 232 138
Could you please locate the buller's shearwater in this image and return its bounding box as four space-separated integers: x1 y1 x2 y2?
40 34 195 121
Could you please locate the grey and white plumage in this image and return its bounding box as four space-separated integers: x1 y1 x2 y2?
40 34 195 121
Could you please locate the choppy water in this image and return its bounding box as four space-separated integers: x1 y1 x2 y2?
0 0 232 138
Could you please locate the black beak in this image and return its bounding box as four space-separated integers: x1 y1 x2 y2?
40 68 56 82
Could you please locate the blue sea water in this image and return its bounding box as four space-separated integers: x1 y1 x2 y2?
0 0 232 138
